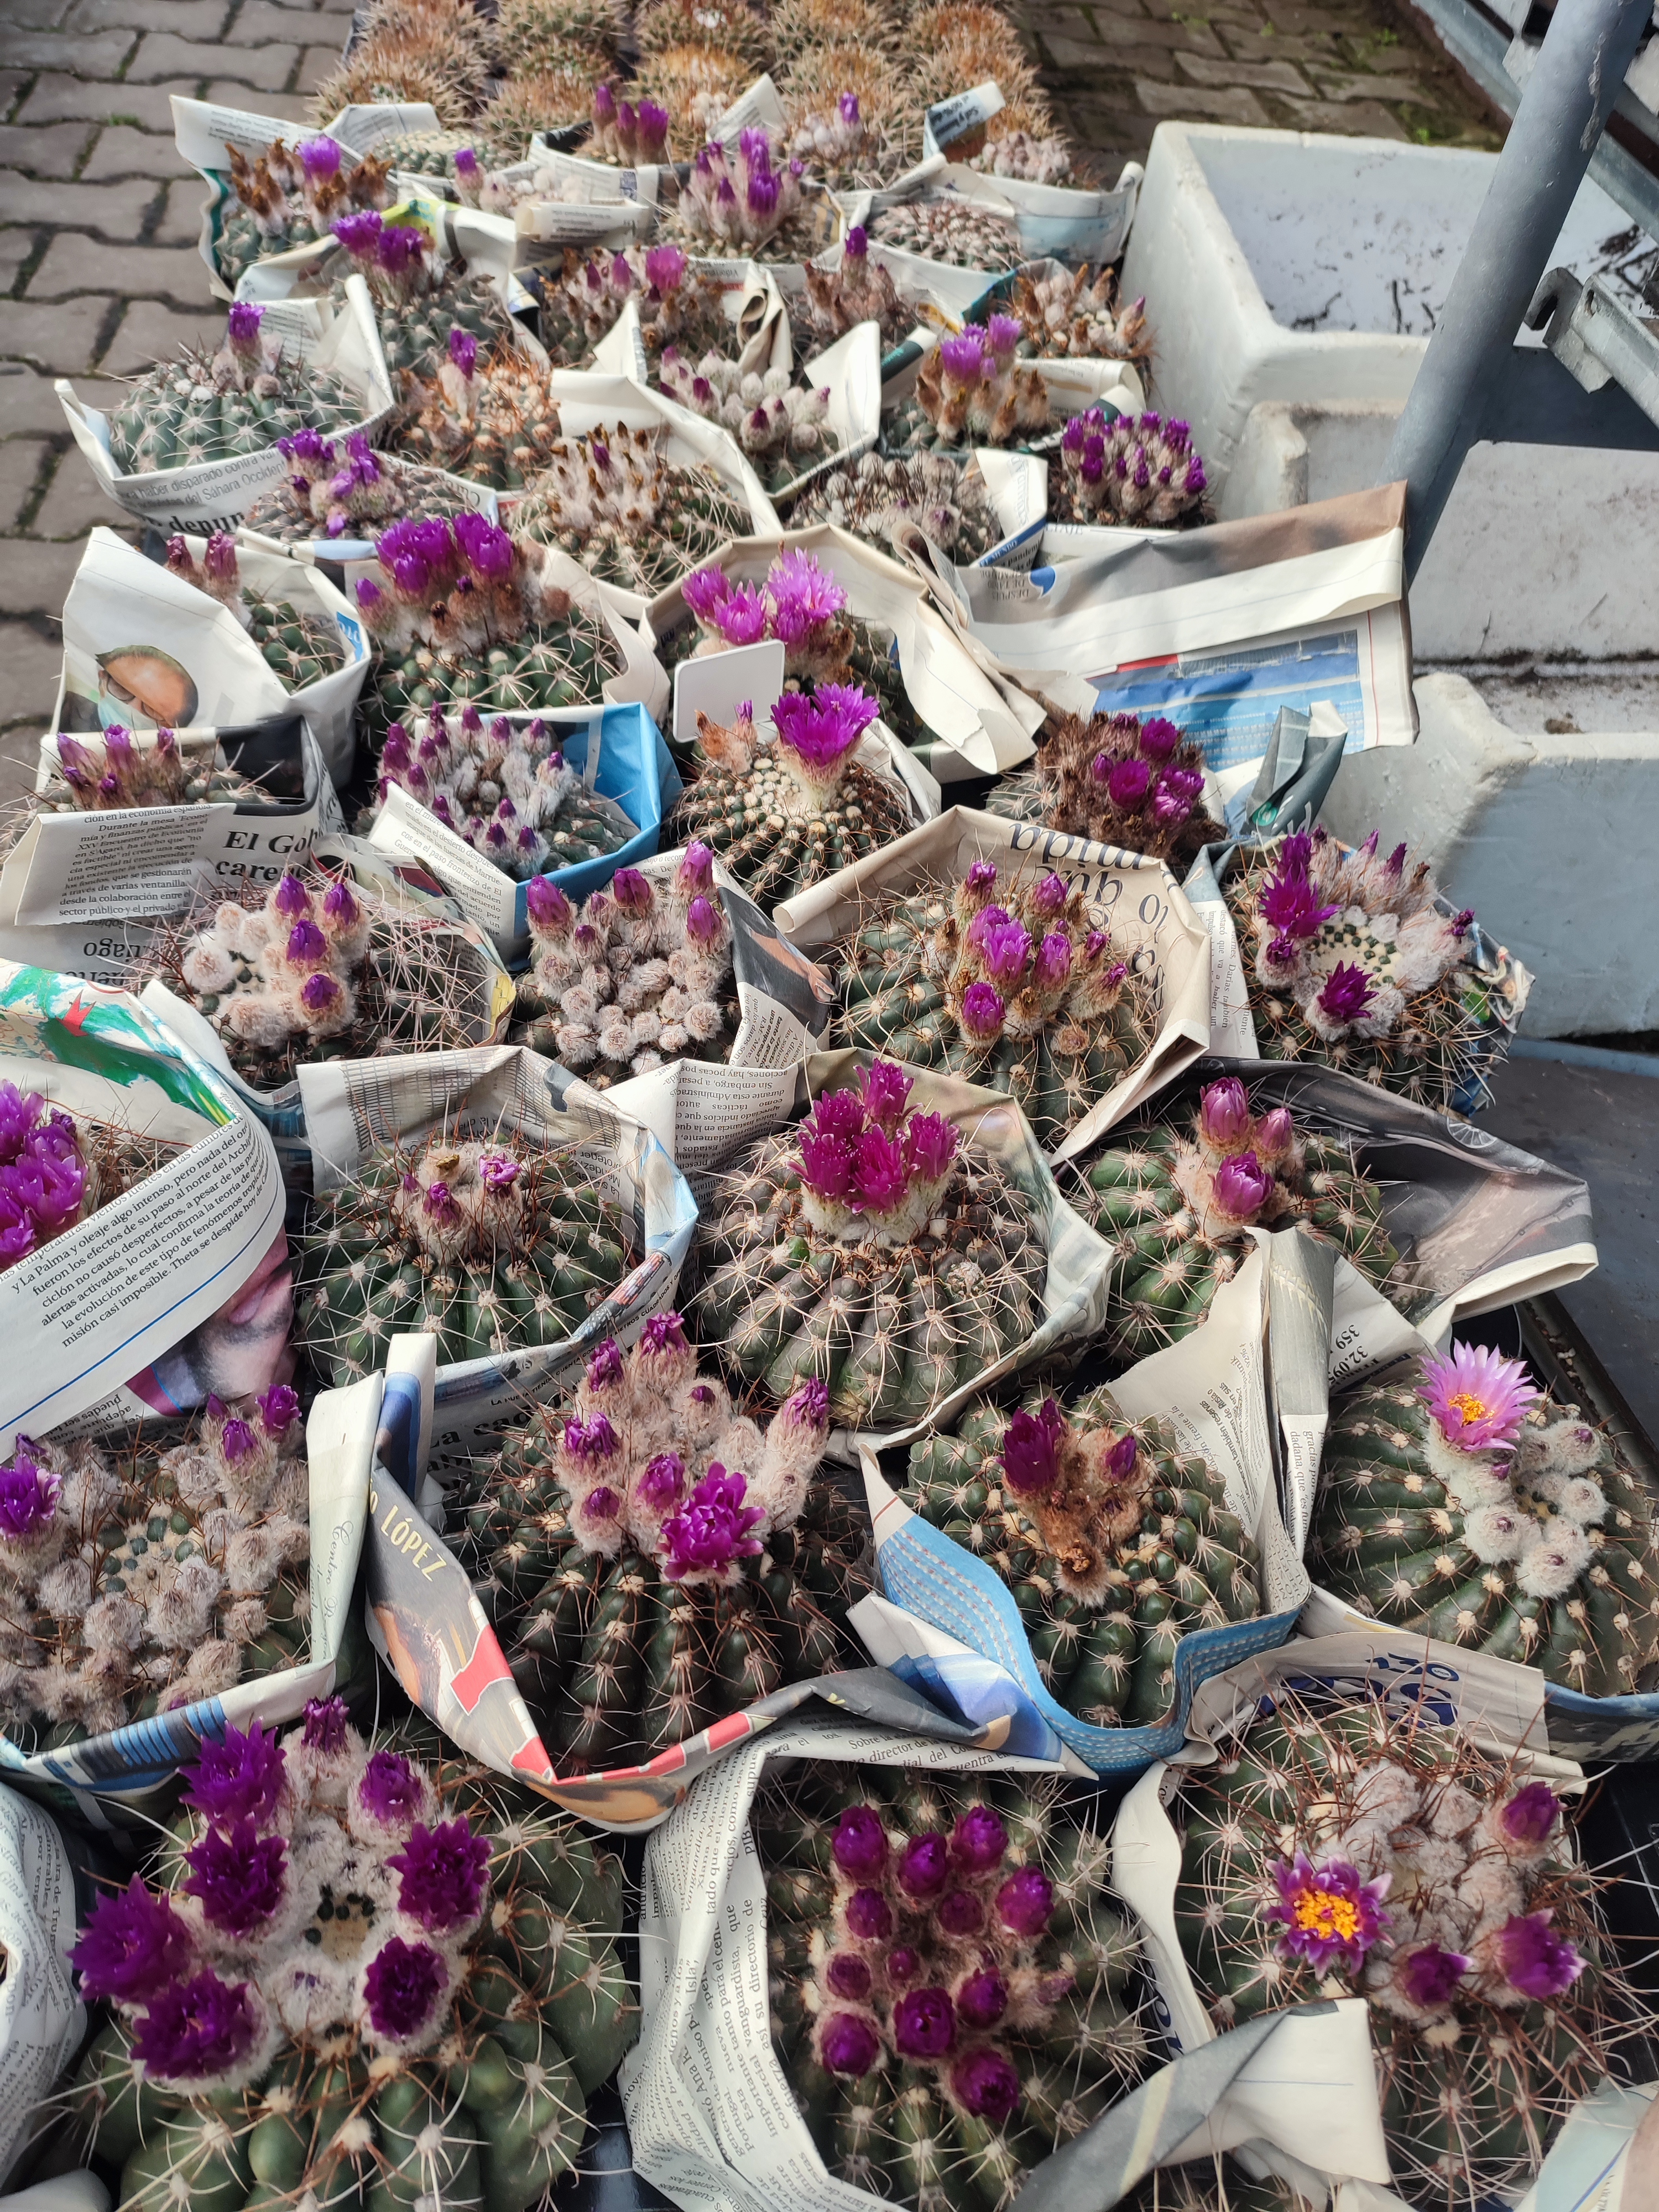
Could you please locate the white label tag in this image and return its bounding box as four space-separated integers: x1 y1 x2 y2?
671 640 786 749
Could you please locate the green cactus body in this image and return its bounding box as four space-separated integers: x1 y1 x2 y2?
48 1707 633 2212
758 1762 1146 2208
450 1317 869 1768
510 429 753 599
904 1387 1262 1728
295 1132 635 1385
1311 1372 1659 1698
1165 1698 1627 2206
369 132 487 185
358 275 520 394
867 199 1024 272
836 863 1157 1151
244 596 348 693
217 205 327 289
1065 1077 1410 1363
366 607 624 734
107 353 362 476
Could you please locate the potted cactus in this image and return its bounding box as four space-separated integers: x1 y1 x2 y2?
523 244 735 371
1147 1694 1636 2205
49 1705 634 2210
450 1316 870 1768
295 1125 637 1383
688 1057 1052 1430
27 724 268 815
393 330 566 492
987 709 1221 865
509 420 754 596
1004 262 1151 364
0 1076 175 1279
327 211 521 392
1050 408 1211 528
865 195 1024 272
667 689 919 909
835 856 1158 1150
657 349 836 498
241 427 488 547
757 1762 1147 2202
0 1390 309 1753
163 533 348 695
793 449 1008 565
1225 829 1522 1110
216 134 393 286
885 320 1052 454
1311 1343 1659 1698
796 227 915 351
902 1386 1265 1730
664 128 828 263
1065 1077 1410 1362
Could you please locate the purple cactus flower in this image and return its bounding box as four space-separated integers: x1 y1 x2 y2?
564 1413 619 1463
582 1486 621 1527
954 1967 1009 2030
422 1181 458 1222
586 1338 625 1391
375 224 427 281
477 1154 521 1191
987 311 1023 359
301 1694 349 1752
1266 1852 1391 1972
0 1453 60 1542
1259 842 1339 942
1138 716 1181 763
773 685 878 776
183 1819 288 1938
851 1125 907 1214
388 1818 491 1934
1034 932 1072 992
675 841 714 899
959 980 1005 1043
1397 1943 1470 2008
979 919 1032 990
526 877 573 933
358 1750 425 1828
709 583 770 647
1500 1782 1561 1846
658 1465 766 1582
1107 1432 1139 1481
297 135 342 179
219 1417 258 1462
685 894 723 947
1256 1107 1293 1156
845 1887 893 1941
845 223 868 259
455 515 514 582
1031 872 1068 916
332 209 383 257
637 1452 685 1512
1494 1912 1583 2001
780 1376 831 1433
898 1833 950 1900
285 917 327 966
951 1806 1008 1873
454 147 480 179
821 2012 881 2075
645 242 686 293
1106 756 1152 811
641 1311 688 1356
939 332 987 385
936 1889 984 1938
131 1971 259 2083
1212 1151 1274 1220
610 867 653 914
1002 1399 1065 1496
300 973 342 1015
321 878 360 930
854 1058 911 1133
1317 963 1377 1026
363 1935 448 2042
747 166 780 220
995 1865 1055 1937
893 1987 956 2059
901 1111 957 1186
952 2048 1020 2124
273 872 310 919
448 327 478 378
72 1877 194 2002
681 563 732 622
832 1806 889 1880
1199 1078 1251 1148
183 1720 287 1829
226 300 264 352
888 1944 920 1984
825 1953 872 2001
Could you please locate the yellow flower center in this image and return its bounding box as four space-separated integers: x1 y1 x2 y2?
1447 1391 1489 1425
1293 1888 1360 1942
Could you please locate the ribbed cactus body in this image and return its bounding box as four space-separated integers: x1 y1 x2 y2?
396 348 565 491
217 204 326 288
985 708 1219 868
759 1763 1146 2208
867 200 1024 271
509 428 752 598
108 352 361 474
295 1134 634 1384
794 452 1006 565
367 275 519 393
366 606 624 729
1312 1379 1659 1696
905 1389 1262 1726
245 596 348 692
671 751 911 905
368 131 487 183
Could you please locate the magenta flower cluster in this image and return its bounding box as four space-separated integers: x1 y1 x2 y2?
682 549 847 654
795 1060 959 1224
771 684 880 780
658 1465 766 1582
1088 712 1204 828
0 1082 87 1270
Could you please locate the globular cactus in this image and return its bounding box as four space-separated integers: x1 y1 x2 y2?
894 319 1050 452
510 419 752 596
449 1317 870 1767
1165 1695 1640 2206
34 725 265 813
836 859 1158 1150
867 197 1024 273
637 0 772 67
667 128 818 259
478 67 600 159
780 49 922 179
633 44 761 158
0 1389 307 1750
353 513 624 729
987 708 1220 866
657 348 833 495
1227 828 1516 1110
1067 1077 1407 1361
163 533 347 693
906 1386 1264 1727
1053 409 1210 529
770 0 907 62
907 2 1051 123
798 226 915 352
49 1704 634 2212
363 705 634 880
155 865 487 1090
585 81 673 165
216 136 393 287
757 1762 1147 2207
496 0 629 73
359 127 494 184
310 0 494 127
295 1129 635 1383
524 243 732 370
512 854 739 1079
1009 264 1150 365
106 304 362 475
1311 1343 1659 1697
669 686 914 905
967 131 1071 184
793 449 1005 565
784 88 876 190
393 331 565 491
329 213 520 394
689 1058 1049 1429
0 1078 143 1272
243 429 482 544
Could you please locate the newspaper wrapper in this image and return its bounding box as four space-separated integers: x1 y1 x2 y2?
510 163 659 255
528 366 784 536
55 275 395 541
0 962 287 1452
774 233 998 395
0 1370 380 1818
530 132 668 208
946 484 1417 813
1511 2079 1659 2212
0 1786 84 2184
1108 1639 1589 2205
641 523 1045 780
134 832 515 1170
363 702 679 957
0 714 342 984
234 194 536 333
860 1230 1312 1775
566 260 788 385
771 806 1210 1159
54 528 369 791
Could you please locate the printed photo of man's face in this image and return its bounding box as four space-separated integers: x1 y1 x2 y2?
96 648 199 729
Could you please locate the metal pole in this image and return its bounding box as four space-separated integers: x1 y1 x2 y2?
1381 0 1651 578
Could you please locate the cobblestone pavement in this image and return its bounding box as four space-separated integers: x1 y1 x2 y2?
0 0 1499 799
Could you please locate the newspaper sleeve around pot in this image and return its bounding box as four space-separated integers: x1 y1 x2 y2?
643 524 1045 780
773 807 1211 1159
920 82 1145 259
54 528 368 792
863 1228 1312 1776
55 276 394 541
0 1785 83 2184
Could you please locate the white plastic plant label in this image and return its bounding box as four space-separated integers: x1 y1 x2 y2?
922 81 1006 161
673 638 787 748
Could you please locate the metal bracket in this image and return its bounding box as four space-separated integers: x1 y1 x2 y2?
1527 264 1659 427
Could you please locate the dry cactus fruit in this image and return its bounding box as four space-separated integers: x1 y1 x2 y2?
395 331 564 491
1312 1344 1659 1697
836 859 1159 1150
510 420 752 597
511 855 739 1080
1166 1695 1642 2206
586 81 672 165
107 303 362 474
666 127 815 257
156 865 488 1091
329 212 520 392
1066 1078 1408 1362
669 687 912 905
656 348 833 494
889 319 1050 452
1225 828 1515 1110
987 708 1221 867
1010 264 1150 364
163 534 347 693
497 0 628 72
968 131 1070 184
797 226 914 351
450 1318 870 1766
0 1391 308 1750
758 1762 1147 2205
216 136 393 287
1051 409 1210 529
794 448 1005 564
34 726 265 813
906 1387 1264 1728
690 1058 1048 1429
52 1705 634 2212
636 0 773 68
867 196 1024 273
243 429 483 544
632 44 755 157
295 1129 635 1382
364 706 634 879
353 513 624 728
524 243 734 368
